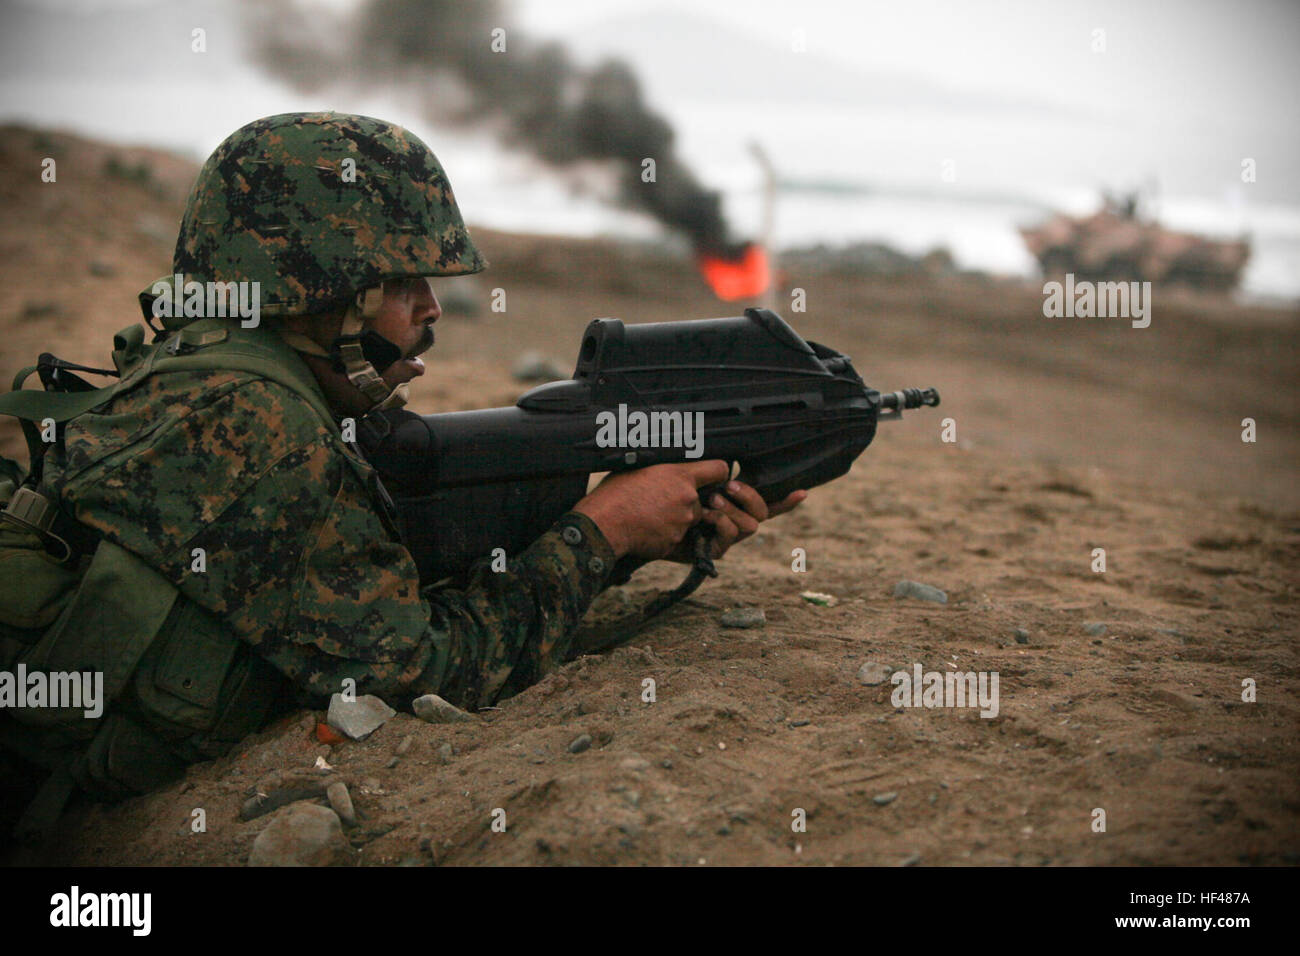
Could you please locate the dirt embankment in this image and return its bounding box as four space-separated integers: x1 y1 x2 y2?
1 127 1297 866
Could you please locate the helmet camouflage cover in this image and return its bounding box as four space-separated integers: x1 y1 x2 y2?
141 111 486 318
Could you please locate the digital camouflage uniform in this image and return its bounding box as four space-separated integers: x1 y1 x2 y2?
40 359 617 711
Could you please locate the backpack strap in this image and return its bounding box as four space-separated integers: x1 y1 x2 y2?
0 319 353 457
0 382 118 425
0 322 152 470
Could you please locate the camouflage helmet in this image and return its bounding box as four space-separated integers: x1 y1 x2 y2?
140 111 486 320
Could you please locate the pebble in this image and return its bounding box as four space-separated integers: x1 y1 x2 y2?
720 607 766 629
21 302 59 320
1084 622 1108 637
857 661 894 685
327 693 395 740
1012 627 1031 644
893 580 948 604
412 693 480 724
900 852 922 866
325 780 356 827
247 803 352 867
512 351 567 382
790 719 811 727
568 733 593 754
395 735 413 756
873 791 899 806
437 742 454 763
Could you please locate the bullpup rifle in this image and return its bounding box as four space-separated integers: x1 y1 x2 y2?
359 308 940 617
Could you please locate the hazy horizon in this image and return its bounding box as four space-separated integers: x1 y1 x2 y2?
2 0 1296 297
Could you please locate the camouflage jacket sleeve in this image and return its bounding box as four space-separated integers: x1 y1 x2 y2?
53 370 616 710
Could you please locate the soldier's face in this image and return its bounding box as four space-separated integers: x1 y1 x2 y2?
369 276 442 390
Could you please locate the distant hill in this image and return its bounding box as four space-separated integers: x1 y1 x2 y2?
0 124 197 375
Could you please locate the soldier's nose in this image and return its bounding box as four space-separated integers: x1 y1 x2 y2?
417 277 441 324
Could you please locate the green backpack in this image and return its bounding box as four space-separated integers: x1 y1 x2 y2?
0 317 346 840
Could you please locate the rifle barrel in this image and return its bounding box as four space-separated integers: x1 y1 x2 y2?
879 387 941 410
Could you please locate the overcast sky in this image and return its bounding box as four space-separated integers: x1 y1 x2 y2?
2 0 1294 198
517 0 1299 124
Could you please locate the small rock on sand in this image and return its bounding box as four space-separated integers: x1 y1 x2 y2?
327 694 395 740
325 780 356 827
720 607 766 628
857 661 894 685
893 581 948 604
412 693 480 724
513 351 567 382
248 803 352 867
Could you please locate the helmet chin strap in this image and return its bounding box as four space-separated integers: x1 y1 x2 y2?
333 287 410 412
277 285 410 414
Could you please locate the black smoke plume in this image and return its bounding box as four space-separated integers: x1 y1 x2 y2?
242 0 736 255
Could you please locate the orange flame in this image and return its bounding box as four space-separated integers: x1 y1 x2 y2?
697 243 771 301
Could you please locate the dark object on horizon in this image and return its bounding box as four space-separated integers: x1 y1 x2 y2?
1020 194 1250 291
359 308 940 615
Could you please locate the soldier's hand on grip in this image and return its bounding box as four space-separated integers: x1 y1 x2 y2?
573 460 731 561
